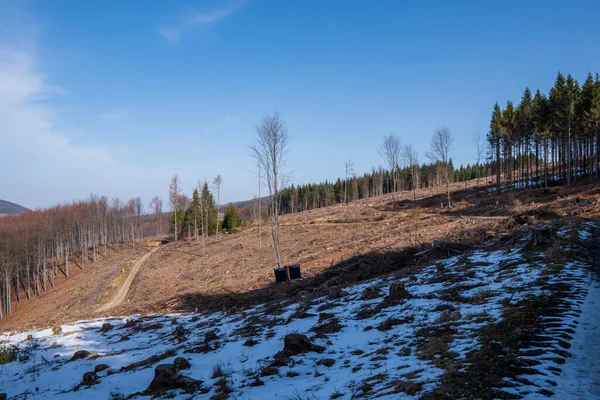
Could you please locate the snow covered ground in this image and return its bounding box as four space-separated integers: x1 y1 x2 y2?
0 221 597 399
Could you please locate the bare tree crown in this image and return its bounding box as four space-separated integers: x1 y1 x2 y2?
250 113 291 203
380 132 401 171
426 126 454 164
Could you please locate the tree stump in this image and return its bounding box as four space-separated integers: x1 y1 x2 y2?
144 364 201 394
82 371 97 386
174 357 190 371
70 350 91 361
282 334 324 355
533 227 552 246
94 364 109 373
388 283 411 301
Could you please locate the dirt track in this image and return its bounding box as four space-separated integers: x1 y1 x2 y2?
96 246 162 312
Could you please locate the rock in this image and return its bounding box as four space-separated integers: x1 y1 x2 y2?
26 334 33 341
174 357 190 371
526 215 536 224
317 358 336 367
204 331 218 343
513 327 523 335
171 317 178 325
318 313 334 323
173 325 189 342
124 318 136 328
19 355 29 362
120 335 130 342
249 376 265 386
260 366 279 376
388 283 411 301
533 227 552 246
94 364 110 373
271 354 290 367
282 334 325 356
174 375 200 388
99 323 112 332
144 364 202 394
327 286 345 299
0 393 6 400
70 350 91 361
53 354 60 359
52 325 62 335
82 371 98 386
243 338 258 347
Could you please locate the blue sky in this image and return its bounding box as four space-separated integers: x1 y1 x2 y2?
1 0 599 210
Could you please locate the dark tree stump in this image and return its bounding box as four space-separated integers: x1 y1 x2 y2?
533 227 552 246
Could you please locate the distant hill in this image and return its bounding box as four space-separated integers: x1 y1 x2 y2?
0 199 29 215
232 196 268 210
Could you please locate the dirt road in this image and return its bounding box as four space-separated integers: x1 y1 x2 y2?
97 246 161 312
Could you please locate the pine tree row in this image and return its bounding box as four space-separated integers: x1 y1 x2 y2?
488 72 600 189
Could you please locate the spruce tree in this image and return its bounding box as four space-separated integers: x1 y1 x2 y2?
199 182 218 236
564 74 580 182
590 74 600 177
489 103 503 191
516 88 533 186
189 188 201 238
333 178 342 204
533 90 550 187
222 204 243 232
501 101 516 185
579 73 600 177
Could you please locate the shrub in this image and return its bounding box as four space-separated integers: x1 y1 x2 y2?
0 344 19 365
211 362 226 379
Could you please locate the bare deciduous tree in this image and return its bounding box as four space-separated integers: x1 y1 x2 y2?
0 194 161 320
474 132 485 188
344 159 354 205
150 196 163 235
257 164 262 249
380 132 401 201
250 112 290 269
426 127 455 208
213 175 222 236
403 143 420 201
169 174 181 243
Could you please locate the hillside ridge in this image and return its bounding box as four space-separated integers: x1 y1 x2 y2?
0 199 29 215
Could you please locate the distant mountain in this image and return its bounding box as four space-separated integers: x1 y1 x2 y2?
0 199 29 215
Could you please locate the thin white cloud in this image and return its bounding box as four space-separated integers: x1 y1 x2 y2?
0 46 112 163
158 1 248 43
0 44 118 208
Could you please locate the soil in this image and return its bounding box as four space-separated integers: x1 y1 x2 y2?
0 244 150 331
3 177 600 331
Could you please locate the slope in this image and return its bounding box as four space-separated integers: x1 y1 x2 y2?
0 199 29 215
0 218 595 399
